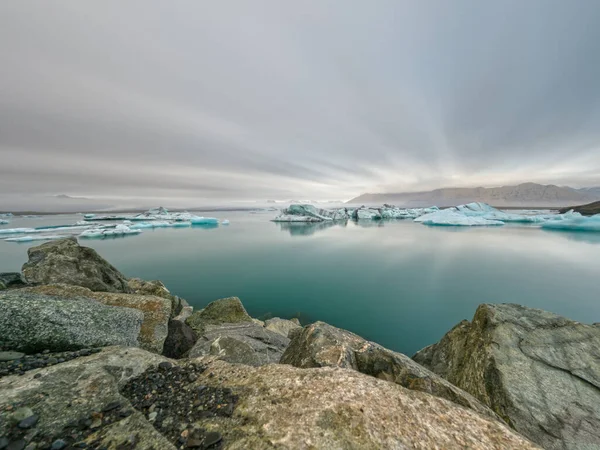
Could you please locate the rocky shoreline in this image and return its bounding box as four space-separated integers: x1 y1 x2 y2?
0 238 598 449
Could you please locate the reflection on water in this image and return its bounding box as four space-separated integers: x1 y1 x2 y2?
275 221 346 236
542 229 600 245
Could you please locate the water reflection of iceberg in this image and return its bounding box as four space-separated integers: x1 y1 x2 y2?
542 229 600 245
275 221 346 236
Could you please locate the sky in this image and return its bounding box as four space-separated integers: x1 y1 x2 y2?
1 1 600 207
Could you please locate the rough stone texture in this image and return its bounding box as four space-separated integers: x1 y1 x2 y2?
128 278 185 317
0 272 27 290
0 291 142 353
281 321 496 420
187 359 538 449
21 237 130 293
186 297 252 335
22 284 171 354
0 347 174 449
412 303 600 450
162 319 198 359
252 318 265 327
188 322 290 365
264 317 302 338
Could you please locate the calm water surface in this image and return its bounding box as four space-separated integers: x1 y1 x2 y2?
2 211 599 355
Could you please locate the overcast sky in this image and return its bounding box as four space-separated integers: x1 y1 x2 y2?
1 1 599 205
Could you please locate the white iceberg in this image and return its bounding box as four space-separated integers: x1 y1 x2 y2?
79 224 142 238
0 213 13 217
5 235 66 243
0 228 35 235
272 204 349 222
355 208 382 220
415 209 505 226
130 207 197 222
129 221 190 229
541 214 600 232
190 217 219 225
0 219 9 225
221 219 230 225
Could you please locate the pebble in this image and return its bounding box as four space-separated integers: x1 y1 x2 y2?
0 348 102 378
6 440 26 450
18 414 39 429
11 407 34 423
51 439 67 450
0 351 25 362
203 432 222 447
0 437 8 449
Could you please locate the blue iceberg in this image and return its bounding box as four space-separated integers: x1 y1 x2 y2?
190 217 219 225
541 213 600 232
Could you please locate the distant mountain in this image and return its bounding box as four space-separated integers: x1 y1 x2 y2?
53 194 90 200
348 183 600 207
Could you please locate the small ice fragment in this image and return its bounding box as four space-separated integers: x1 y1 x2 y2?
221 219 230 225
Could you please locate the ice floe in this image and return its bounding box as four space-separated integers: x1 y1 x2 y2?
129 221 191 229
221 219 230 225
541 213 600 232
0 219 9 225
414 209 505 226
5 235 67 243
190 217 219 225
79 224 142 238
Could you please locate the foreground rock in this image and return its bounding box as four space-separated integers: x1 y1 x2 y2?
264 317 301 337
21 237 130 292
0 291 142 353
188 322 289 365
22 284 171 354
128 277 187 317
413 303 600 450
0 272 27 290
186 297 252 335
281 321 496 420
0 347 538 450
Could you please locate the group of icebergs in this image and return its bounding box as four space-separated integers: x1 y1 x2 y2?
0 207 229 243
272 202 600 231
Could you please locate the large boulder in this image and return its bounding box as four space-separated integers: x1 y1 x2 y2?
264 317 302 338
186 297 252 335
22 284 171 354
412 303 600 450
188 322 289 365
128 277 186 317
0 291 142 353
21 237 130 293
0 348 538 450
162 319 198 359
0 347 174 449
280 321 496 420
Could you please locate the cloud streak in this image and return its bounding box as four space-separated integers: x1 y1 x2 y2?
1 0 599 206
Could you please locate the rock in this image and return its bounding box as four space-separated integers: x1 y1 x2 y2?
0 347 174 449
0 273 27 290
21 237 130 293
264 317 302 338
0 291 143 353
128 278 185 317
162 319 198 359
281 321 496 420
188 322 290 365
186 297 252 335
22 285 171 354
0 351 25 362
412 303 600 450
17 414 39 429
181 359 538 449
10 407 34 424
251 318 265 327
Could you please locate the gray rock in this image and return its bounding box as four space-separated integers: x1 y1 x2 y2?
127 278 185 317
0 347 174 449
264 317 302 338
186 297 252 335
0 351 25 362
412 303 600 450
188 322 290 365
183 359 539 449
21 284 171 354
162 318 198 359
0 273 27 290
21 237 130 293
281 321 497 420
0 291 143 353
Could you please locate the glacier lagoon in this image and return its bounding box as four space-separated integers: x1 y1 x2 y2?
1 210 599 356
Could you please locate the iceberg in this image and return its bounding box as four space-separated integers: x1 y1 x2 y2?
221 219 230 225
0 219 9 225
354 208 382 220
190 217 219 225
5 235 66 243
129 221 191 229
0 213 13 217
0 228 35 235
79 224 142 238
272 204 349 222
541 214 600 232
415 209 505 226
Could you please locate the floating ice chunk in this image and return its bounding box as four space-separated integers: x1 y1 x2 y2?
0 228 34 234
354 208 382 220
190 217 219 225
0 219 9 225
221 219 230 225
79 224 142 238
83 214 96 219
5 235 66 243
129 221 191 229
0 213 13 217
541 214 600 232
415 209 505 226
272 214 323 223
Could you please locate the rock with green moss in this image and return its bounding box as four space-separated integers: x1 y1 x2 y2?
185 297 252 335
413 303 600 450
280 321 496 420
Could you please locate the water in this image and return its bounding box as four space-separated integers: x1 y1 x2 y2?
2 211 600 356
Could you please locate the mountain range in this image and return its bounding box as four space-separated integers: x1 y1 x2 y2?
347 183 600 207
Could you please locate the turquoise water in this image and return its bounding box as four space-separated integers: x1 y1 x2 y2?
1 211 600 356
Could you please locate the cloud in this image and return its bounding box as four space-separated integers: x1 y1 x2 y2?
1 0 599 206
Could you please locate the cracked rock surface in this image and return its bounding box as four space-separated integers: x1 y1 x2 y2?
413 303 600 450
